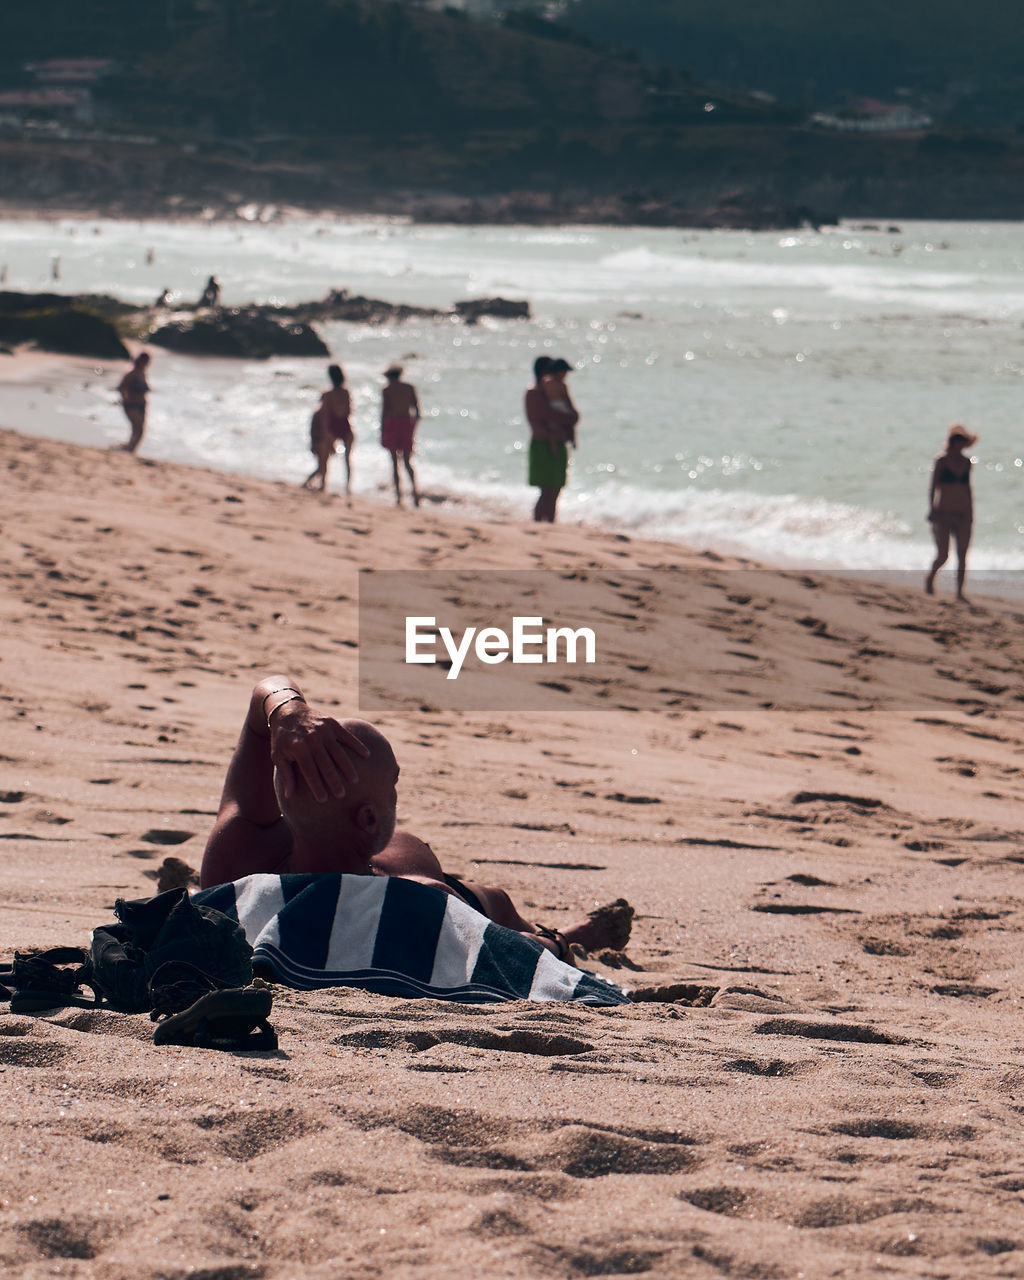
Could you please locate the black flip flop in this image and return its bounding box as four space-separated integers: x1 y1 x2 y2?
4 947 103 1013
152 985 277 1051
9 988 103 1014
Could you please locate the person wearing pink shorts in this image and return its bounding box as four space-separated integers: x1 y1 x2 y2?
381 365 420 507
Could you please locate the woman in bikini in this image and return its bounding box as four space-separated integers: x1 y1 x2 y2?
117 351 151 453
925 424 977 602
303 364 354 494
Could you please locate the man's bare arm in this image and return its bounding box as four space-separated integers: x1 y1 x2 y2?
200 675 370 888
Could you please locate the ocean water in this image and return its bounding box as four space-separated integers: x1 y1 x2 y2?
3 213 1023 573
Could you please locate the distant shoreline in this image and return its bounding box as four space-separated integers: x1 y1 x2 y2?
0 192 833 233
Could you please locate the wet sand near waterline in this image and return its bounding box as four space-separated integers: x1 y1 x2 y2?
2 422 1024 1277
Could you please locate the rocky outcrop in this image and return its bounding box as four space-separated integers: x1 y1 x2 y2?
0 288 531 362
0 292 130 359
146 293 530 358
454 297 531 322
281 291 444 325
278 290 531 325
148 308 328 359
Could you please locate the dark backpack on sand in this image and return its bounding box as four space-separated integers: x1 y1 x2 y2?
3 887 276 1051
91 885 255 1011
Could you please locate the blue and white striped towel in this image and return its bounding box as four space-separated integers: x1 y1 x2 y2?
194 873 629 1006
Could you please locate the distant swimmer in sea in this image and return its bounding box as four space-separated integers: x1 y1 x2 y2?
303 363 353 494
525 355 579 523
925 424 977 602
198 275 221 308
116 351 151 454
380 365 420 507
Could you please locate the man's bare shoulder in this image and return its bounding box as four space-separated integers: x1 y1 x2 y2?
201 809 293 888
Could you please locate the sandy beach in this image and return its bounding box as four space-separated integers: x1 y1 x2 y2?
3 396 1024 1277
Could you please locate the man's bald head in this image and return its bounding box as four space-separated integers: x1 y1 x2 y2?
275 719 399 872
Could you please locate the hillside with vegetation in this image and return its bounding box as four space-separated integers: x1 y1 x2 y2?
560 0 1023 129
3 0 1024 223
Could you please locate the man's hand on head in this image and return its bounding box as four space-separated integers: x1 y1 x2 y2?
269 702 370 803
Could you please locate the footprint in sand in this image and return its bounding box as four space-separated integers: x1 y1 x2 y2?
17 1216 116 1261
139 828 195 846
861 936 912 956
721 1057 812 1077
333 1027 594 1058
0 1039 73 1068
935 755 978 777
681 1183 938 1231
751 903 861 916
301 1170 353 1189
829 1117 976 1143
679 1186 753 1217
791 1195 936 1228
790 790 885 808
629 983 719 1005
930 982 999 998
544 1125 701 1178
194 1108 312 1161
754 1017 906 1046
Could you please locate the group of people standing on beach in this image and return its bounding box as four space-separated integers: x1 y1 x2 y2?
115 347 977 598
115 351 424 508
303 363 421 508
299 351 581 521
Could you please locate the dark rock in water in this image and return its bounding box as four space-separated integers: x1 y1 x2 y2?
148 307 329 359
0 287 530 364
281 290 529 325
285 290 444 325
0 293 130 359
454 297 530 322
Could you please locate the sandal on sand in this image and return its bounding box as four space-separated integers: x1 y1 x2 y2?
534 925 572 963
149 962 277 1052
6 947 103 1014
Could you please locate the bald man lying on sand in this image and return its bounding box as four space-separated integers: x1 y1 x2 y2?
200 675 633 964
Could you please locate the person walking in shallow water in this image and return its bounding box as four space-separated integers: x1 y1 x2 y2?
117 351 151 453
380 365 420 507
303 364 353 494
925 424 977 602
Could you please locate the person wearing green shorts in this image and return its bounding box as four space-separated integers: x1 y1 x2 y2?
524 356 579 522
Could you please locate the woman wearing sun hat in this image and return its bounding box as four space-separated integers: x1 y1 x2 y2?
925 424 977 602
380 365 420 508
